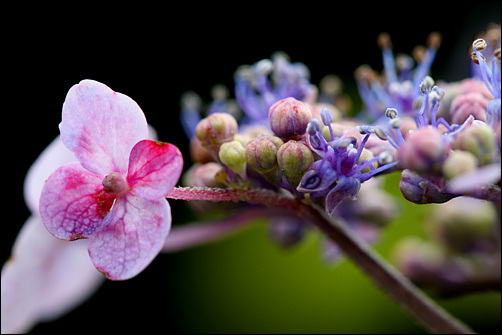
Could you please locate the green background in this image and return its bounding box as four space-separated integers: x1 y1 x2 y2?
165 172 501 333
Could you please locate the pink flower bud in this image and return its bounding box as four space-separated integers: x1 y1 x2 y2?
398 126 444 173
268 97 312 140
195 113 238 147
449 92 488 125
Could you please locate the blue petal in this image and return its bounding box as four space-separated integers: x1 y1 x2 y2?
324 176 361 216
297 161 338 199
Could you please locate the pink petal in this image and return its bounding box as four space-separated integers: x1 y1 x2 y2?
447 163 501 193
24 136 77 213
39 162 115 241
88 193 171 280
60 80 149 176
127 140 183 201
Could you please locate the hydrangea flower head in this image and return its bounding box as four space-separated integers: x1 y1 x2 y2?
39 80 183 280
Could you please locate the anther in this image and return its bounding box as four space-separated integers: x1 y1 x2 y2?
255 59 273 75
307 119 322 135
385 107 398 119
427 32 442 49
472 38 487 51
378 151 394 165
377 32 392 50
320 108 333 126
374 127 388 141
420 76 435 94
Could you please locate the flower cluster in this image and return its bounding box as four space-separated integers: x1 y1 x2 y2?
181 55 401 261
179 28 501 291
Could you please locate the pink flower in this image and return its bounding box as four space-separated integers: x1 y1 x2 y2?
39 80 183 280
2 137 104 333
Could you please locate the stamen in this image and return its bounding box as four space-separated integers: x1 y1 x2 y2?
358 160 399 182
378 32 398 84
354 134 371 165
321 108 335 140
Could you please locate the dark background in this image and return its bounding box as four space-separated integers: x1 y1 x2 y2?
4 2 501 333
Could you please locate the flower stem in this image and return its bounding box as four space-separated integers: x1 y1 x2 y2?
166 186 475 334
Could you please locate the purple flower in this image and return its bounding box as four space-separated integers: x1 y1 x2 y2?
235 53 316 127
355 32 441 121
297 109 397 215
471 38 501 127
39 80 183 280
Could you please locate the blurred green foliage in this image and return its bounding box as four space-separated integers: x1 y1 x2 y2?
167 172 501 333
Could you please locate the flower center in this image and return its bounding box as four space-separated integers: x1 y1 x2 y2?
102 172 129 195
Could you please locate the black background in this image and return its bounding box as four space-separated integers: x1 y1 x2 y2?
4 2 501 333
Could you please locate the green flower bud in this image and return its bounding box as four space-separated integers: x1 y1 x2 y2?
427 197 497 252
392 237 445 282
357 148 378 173
277 140 314 187
441 150 478 180
218 140 246 175
453 123 495 165
245 134 284 173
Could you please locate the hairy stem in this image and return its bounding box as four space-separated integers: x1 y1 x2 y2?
166 186 475 334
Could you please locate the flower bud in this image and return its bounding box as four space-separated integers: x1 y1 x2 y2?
398 126 444 173
399 169 455 204
357 148 378 173
218 140 246 175
102 172 129 195
441 150 478 180
268 97 312 140
453 123 495 165
182 162 225 188
245 134 284 173
268 217 306 248
189 136 215 163
427 197 497 253
449 92 488 125
392 237 445 283
277 140 314 187
195 113 238 147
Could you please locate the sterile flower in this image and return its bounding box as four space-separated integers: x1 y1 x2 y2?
39 80 183 280
2 137 104 333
